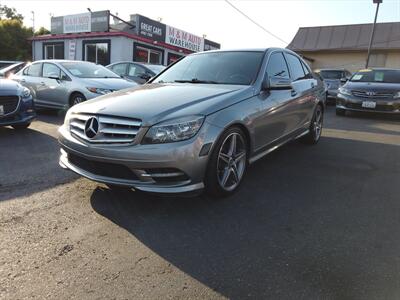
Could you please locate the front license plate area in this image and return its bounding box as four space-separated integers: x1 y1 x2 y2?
362 101 376 109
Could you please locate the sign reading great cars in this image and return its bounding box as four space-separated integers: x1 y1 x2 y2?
132 14 166 43
165 25 204 52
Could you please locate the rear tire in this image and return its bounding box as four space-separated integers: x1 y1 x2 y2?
301 104 323 145
205 127 248 197
12 123 31 130
336 108 346 116
69 93 86 107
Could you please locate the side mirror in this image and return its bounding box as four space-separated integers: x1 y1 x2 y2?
340 77 348 83
263 76 293 91
139 73 151 80
48 75 60 80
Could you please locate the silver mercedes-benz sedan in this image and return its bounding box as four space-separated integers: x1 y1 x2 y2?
58 48 325 197
13 60 137 110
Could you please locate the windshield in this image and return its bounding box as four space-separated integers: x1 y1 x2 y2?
60 62 120 79
155 51 264 85
147 65 166 74
319 70 344 80
350 69 400 83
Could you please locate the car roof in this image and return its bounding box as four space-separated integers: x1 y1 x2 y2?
356 68 400 72
31 59 96 64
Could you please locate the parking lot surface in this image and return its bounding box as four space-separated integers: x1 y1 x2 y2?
1 107 400 299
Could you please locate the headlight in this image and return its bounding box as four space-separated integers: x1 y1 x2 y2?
338 87 352 96
394 92 400 99
63 109 73 127
87 87 113 95
143 115 205 144
21 87 31 100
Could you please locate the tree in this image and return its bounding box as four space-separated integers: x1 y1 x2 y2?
0 19 33 60
0 5 23 22
35 27 50 36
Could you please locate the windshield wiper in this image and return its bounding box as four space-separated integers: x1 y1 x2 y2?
174 78 219 84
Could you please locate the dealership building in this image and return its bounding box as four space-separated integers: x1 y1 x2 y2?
31 11 220 66
288 22 400 72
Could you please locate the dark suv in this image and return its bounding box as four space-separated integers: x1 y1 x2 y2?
336 68 400 116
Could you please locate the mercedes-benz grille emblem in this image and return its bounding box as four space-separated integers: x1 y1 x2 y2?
84 117 99 139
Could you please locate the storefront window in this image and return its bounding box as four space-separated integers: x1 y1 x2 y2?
44 43 64 59
167 53 183 65
83 41 110 65
134 45 162 64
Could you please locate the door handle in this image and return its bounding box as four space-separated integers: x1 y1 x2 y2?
40 82 46 86
291 90 297 97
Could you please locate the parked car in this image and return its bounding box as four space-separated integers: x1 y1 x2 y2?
13 60 138 110
0 62 27 78
58 48 325 197
0 61 22 69
336 68 400 116
107 62 166 84
315 68 352 102
0 79 36 129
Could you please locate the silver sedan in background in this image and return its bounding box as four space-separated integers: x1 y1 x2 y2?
13 60 137 110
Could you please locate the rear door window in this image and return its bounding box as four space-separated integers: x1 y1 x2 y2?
285 54 306 81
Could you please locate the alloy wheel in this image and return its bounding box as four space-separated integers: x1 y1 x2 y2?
217 132 247 192
313 107 323 140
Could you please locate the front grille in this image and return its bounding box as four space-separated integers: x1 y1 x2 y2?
0 96 20 116
351 90 394 99
68 152 139 180
69 114 142 144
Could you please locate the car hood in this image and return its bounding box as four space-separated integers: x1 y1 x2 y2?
0 79 23 96
345 81 400 92
79 77 138 90
71 83 253 126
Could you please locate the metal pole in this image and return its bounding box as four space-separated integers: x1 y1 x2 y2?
365 2 381 68
31 11 35 61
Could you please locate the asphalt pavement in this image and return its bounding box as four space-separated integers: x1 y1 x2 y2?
0 107 399 299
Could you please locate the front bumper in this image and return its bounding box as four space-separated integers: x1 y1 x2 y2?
336 93 400 114
58 122 221 194
0 98 36 126
327 90 338 99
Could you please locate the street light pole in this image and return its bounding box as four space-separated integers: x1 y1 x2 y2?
31 11 35 61
365 0 382 68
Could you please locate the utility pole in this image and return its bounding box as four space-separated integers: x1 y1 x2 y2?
365 0 382 68
31 11 35 61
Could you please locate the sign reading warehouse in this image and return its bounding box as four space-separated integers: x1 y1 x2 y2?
165 25 204 52
51 10 109 34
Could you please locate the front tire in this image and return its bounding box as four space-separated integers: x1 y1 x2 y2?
205 127 248 197
70 93 86 107
301 104 323 145
12 123 31 130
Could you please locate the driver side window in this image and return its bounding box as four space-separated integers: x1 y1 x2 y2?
266 52 290 79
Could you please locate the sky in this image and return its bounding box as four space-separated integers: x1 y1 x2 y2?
1 0 400 48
